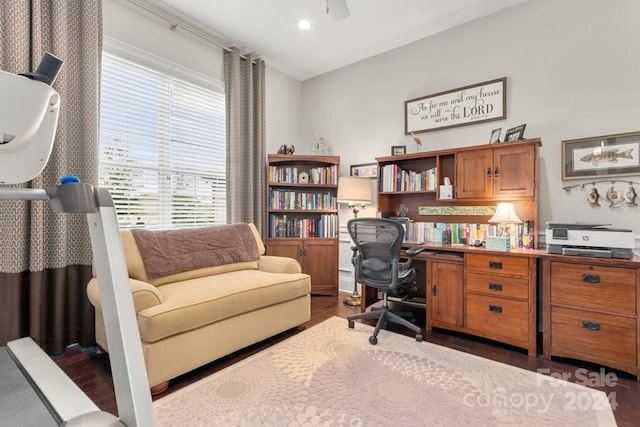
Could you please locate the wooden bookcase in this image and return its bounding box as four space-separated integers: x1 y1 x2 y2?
376 138 541 240
266 154 340 295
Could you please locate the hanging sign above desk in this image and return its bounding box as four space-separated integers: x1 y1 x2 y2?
418 206 496 216
405 77 506 134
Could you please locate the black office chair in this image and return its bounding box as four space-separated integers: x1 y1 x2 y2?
346 218 426 345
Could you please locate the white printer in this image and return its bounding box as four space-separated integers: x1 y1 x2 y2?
546 222 635 259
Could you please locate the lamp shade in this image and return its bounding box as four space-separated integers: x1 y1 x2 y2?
488 202 522 224
337 176 372 206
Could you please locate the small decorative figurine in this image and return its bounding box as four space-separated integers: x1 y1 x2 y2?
605 186 621 207
411 132 422 152
277 144 295 155
395 203 409 217
587 186 600 206
624 184 638 206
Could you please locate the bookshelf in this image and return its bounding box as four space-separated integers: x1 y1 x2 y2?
266 154 340 295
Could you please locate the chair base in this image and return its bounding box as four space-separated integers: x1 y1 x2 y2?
347 305 422 345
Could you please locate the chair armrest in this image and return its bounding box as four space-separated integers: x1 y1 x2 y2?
405 246 426 258
87 277 163 313
258 255 302 274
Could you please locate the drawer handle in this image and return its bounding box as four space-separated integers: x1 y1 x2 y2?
488 283 503 291
582 320 600 331
582 274 600 284
489 261 503 270
489 304 503 313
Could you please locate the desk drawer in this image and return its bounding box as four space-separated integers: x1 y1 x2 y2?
466 253 529 277
466 293 529 342
551 306 636 365
550 262 636 315
466 272 529 299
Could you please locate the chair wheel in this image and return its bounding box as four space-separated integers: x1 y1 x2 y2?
348 320 355 329
416 334 423 342
369 335 378 345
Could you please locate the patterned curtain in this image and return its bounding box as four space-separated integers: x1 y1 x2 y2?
223 47 267 237
0 0 102 354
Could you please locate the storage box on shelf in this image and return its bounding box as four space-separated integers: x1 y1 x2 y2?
267 154 340 296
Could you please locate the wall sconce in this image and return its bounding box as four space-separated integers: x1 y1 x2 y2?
337 176 372 218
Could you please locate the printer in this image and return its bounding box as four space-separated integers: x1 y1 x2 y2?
546 222 635 259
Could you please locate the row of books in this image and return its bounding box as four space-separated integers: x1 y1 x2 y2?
268 189 337 210
403 222 498 245
268 165 338 185
268 214 338 238
379 164 437 192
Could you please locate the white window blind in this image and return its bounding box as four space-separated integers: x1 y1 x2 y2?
99 49 226 229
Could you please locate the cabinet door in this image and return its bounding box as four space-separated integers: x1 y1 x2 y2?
429 260 464 326
456 149 493 198
305 239 338 295
493 144 535 198
266 239 303 264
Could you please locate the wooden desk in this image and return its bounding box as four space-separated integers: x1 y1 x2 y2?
542 253 640 378
360 243 543 356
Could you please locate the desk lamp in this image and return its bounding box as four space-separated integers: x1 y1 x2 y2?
489 202 522 239
337 176 372 306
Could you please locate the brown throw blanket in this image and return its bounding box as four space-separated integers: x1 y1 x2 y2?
130 224 260 279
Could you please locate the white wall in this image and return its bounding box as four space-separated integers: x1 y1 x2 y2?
104 0 640 293
301 0 640 240
102 0 301 155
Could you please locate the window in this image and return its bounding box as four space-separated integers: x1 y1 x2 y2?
99 43 226 229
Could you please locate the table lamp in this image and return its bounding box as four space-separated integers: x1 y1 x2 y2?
337 176 372 306
488 202 522 238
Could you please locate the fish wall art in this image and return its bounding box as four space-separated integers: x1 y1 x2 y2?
580 147 634 166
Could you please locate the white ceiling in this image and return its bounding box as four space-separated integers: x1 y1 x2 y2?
147 0 527 81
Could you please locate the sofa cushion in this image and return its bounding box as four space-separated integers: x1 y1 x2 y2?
136 270 310 343
131 223 259 280
120 223 265 286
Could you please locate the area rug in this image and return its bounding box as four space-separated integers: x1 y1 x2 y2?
154 317 616 426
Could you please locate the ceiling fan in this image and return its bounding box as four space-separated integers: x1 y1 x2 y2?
326 0 350 21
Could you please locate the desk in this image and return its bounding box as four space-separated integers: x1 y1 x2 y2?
542 253 640 378
360 243 544 356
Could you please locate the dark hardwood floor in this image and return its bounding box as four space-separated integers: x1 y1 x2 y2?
53 293 639 426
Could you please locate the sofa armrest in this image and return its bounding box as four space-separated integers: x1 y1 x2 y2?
258 255 302 274
87 277 164 313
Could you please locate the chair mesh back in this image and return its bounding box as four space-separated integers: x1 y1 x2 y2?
347 218 404 287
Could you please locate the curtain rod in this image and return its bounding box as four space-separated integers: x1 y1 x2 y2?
124 0 256 63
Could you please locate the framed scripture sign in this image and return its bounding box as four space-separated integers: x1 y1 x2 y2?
562 131 640 180
405 77 506 135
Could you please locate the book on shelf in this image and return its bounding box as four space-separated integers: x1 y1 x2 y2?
269 164 338 185
268 213 338 238
379 164 437 192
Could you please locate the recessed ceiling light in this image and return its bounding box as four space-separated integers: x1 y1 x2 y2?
298 19 311 30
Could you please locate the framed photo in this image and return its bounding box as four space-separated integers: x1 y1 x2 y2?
504 124 526 142
562 131 640 180
489 128 502 144
391 145 407 156
350 162 377 178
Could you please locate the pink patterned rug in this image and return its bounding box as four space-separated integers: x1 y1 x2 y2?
154 317 616 426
